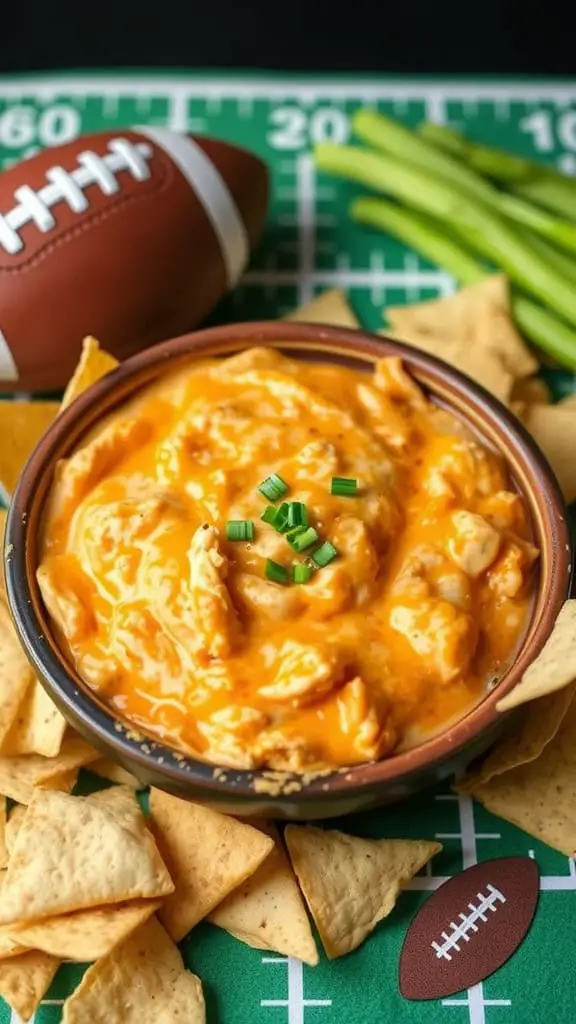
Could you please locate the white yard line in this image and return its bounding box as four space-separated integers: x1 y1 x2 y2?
0 76 575 104
296 153 316 306
242 268 452 290
261 956 331 1023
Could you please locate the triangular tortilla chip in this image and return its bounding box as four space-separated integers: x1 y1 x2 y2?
497 601 576 711
0 732 97 804
61 916 205 1024
458 695 576 855
0 927 28 961
0 400 60 499
10 900 160 962
520 404 576 503
0 788 174 925
0 598 34 749
286 288 359 328
459 686 575 793
89 756 142 789
60 337 119 411
383 327 514 404
509 376 550 407
3 790 161 960
0 794 7 869
0 676 67 757
386 275 537 379
0 950 59 1021
284 826 441 958
4 802 25 857
209 822 318 965
149 789 274 941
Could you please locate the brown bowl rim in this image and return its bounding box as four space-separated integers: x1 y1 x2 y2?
5 321 573 801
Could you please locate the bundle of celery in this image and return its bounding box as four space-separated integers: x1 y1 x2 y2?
314 111 576 368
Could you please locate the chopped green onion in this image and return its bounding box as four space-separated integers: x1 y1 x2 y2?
258 473 289 502
275 502 291 533
265 558 289 584
287 501 308 529
226 520 254 542
293 562 314 584
312 541 338 568
330 476 358 497
260 505 279 526
287 526 319 552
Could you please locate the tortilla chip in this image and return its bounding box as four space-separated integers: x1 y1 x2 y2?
0 927 28 961
0 732 97 804
458 685 575 793
4 803 25 857
0 795 7 869
60 336 119 410
10 900 161 962
558 392 576 409
286 288 359 328
0 676 67 758
459 695 576 855
0 951 59 1021
284 826 441 958
209 822 318 965
89 756 142 789
149 789 274 941
387 275 537 380
510 376 551 407
497 601 576 711
0 400 59 499
61 915 205 1024
383 327 514 404
520 404 576 503
0 598 35 748
0 788 174 925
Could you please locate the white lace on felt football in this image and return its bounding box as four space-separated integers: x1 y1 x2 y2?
431 883 506 962
0 138 153 255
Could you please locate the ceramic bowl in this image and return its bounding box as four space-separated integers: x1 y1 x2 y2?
5 322 572 819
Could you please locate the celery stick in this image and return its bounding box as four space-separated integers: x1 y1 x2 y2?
353 109 494 201
419 121 576 221
315 143 576 329
350 196 576 368
499 192 576 255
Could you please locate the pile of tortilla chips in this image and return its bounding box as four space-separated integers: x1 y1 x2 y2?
0 333 445 1020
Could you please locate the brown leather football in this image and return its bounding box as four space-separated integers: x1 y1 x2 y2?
0 128 269 392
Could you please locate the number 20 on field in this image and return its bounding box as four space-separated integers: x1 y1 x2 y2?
267 106 349 150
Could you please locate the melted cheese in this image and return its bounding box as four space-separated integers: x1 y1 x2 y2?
38 347 536 771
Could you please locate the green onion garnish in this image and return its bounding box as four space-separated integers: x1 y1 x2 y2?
258 473 289 502
287 526 319 552
330 477 358 497
226 520 254 542
260 505 279 526
275 502 291 533
293 562 314 584
287 501 308 529
311 541 338 567
265 558 289 584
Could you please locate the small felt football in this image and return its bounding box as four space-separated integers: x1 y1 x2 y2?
399 856 539 1000
0 127 269 391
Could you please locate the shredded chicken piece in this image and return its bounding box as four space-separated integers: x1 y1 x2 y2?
187 524 238 659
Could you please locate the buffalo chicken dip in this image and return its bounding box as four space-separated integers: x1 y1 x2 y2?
38 347 537 771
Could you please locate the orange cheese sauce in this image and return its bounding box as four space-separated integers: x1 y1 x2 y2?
38 347 537 771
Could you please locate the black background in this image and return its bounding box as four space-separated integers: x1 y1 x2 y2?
0 1 574 76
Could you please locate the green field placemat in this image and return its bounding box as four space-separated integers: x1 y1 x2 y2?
0 71 575 1024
